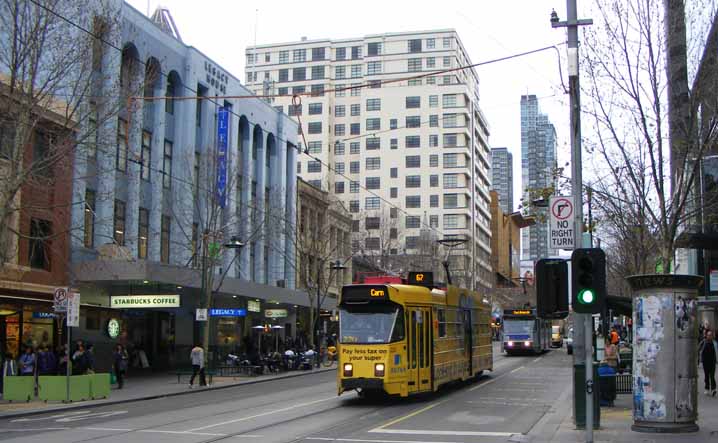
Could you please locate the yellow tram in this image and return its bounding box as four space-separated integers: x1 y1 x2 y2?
337 272 493 397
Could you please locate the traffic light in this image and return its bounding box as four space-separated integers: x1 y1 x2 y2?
571 248 606 314
535 258 569 319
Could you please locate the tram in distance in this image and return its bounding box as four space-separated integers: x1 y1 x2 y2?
502 308 551 355
337 272 493 398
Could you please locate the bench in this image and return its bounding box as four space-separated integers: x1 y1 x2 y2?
173 369 217 385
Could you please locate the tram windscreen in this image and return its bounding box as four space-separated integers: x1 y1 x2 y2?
504 320 534 335
339 305 404 344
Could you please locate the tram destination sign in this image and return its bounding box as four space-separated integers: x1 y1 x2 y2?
111 295 180 309
549 196 575 250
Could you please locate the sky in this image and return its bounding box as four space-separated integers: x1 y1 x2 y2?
127 0 582 211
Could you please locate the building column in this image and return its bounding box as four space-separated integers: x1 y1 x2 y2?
254 132 267 284
273 125 288 286
124 73 145 259
239 124 252 280
148 77 166 262
223 107 240 278
285 143 298 290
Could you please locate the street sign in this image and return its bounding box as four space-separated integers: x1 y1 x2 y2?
216 107 230 208
66 292 80 327
209 308 246 317
549 196 575 250
195 309 208 321
53 287 68 313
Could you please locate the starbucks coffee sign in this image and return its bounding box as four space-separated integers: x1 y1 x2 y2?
111 295 180 308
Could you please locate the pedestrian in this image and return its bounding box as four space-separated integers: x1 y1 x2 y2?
37 346 57 376
85 344 95 374
1 352 17 394
189 344 206 388
113 345 127 389
72 344 89 375
57 345 69 375
610 327 620 345
18 347 35 376
699 330 718 396
604 338 619 370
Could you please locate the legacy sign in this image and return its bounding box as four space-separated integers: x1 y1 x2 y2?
111 295 180 309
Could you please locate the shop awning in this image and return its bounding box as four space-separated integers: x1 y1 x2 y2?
606 295 632 316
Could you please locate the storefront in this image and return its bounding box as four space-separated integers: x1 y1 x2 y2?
0 296 59 358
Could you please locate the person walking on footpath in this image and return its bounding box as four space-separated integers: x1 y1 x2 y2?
37 346 57 376
189 344 206 388
113 345 128 389
699 330 718 396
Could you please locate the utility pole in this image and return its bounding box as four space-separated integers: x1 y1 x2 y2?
551 1 593 441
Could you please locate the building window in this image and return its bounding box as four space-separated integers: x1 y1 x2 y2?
312 47 326 60
430 154 439 167
351 46 362 59
429 135 439 147
443 94 458 107
430 195 439 207
312 65 325 79
308 103 323 115
405 155 420 168
83 189 95 248
334 124 346 136
350 142 360 154
29 219 51 270
426 38 435 49
350 200 359 213
443 174 459 188
444 214 460 228
367 61 382 75
336 162 345 174
430 115 439 127
311 84 325 96
443 56 452 67
367 42 382 56
444 133 458 147
297 162 301 174
351 64 362 78
390 119 397 129
335 181 345 194
293 85 306 94
335 105 346 117
390 168 398 178
138 208 149 259
350 181 360 193
165 77 175 114
307 141 322 154
307 122 322 134
336 47 346 60
405 96 421 108
365 237 380 250
426 76 436 85
161 215 170 263
335 142 345 155
113 200 126 246
116 119 127 172
444 194 459 209
366 137 380 150
408 39 422 53
365 197 380 210
390 207 398 218
365 217 380 230
288 104 302 116
366 118 381 131
405 236 419 250
278 69 289 82
408 58 422 72
406 116 421 128
335 65 346 80
405 175 421 188
351 104 361 116
443 153 459 167
390 138 398 149
443 114 458 128
308 160 322 173
293 49 306 62
140 131 151 181
426 57 436 68
350 161 360 173
351 83 361 96
408 79 422 86
350 123 360 135
405 196 421 208
163 140 172 189
443 37 452 48
430 175 439 187
279 50 289 63
405 135 421 148
429 95 438 107
308 179 322 189
366 177 380 189
390 187 398 198
366 157 381 170
406 216 420 229
366 98 381 111
291 67 305 82
430 214 439 228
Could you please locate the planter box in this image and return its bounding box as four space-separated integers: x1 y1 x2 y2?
3 376 34 402
69 375 90 402
38 376 68 401
89 373 110 399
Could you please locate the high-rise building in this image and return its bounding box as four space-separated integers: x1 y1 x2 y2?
246 30 493 289
520 95 557 263
490 147 513 213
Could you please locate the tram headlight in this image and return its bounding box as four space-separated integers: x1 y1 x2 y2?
374 363 385 377
524 341 531 347
343 363 353 377
507 341 514 347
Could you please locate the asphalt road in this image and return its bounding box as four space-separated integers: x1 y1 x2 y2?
0 346 573 443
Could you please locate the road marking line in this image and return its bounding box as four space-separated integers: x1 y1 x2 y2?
307 437 474 443
0 427 70 431
510 366 524 373
139 429 230 436
369 429 516 437
370 400 447 431
81 427 133 432
186 396 335 432
11 410 92 422
532 357 543 363
467 366 522 392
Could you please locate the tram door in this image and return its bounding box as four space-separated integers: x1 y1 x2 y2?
406 307 432 394
463 309 472 375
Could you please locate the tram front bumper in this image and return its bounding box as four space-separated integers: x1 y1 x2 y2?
341 378 384 391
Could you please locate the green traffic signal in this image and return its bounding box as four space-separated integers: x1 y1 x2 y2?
578 288 595 304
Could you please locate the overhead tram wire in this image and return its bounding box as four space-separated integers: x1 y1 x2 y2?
27 0 562 241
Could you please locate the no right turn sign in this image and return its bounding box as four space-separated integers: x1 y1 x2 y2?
549 196 575 250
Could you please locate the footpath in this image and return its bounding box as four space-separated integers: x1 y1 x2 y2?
530 368 718 442
0 365 336 419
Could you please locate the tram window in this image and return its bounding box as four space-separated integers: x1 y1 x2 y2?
390 308 405 341
438 309 446 337
418 312 424 367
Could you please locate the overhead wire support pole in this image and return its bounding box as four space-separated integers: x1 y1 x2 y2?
551 2 593 441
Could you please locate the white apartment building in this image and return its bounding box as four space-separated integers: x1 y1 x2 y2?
246 30 493 290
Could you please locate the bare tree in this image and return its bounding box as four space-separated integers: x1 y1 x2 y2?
581 0 718 274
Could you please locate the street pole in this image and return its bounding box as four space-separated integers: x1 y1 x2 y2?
552 1 593 439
